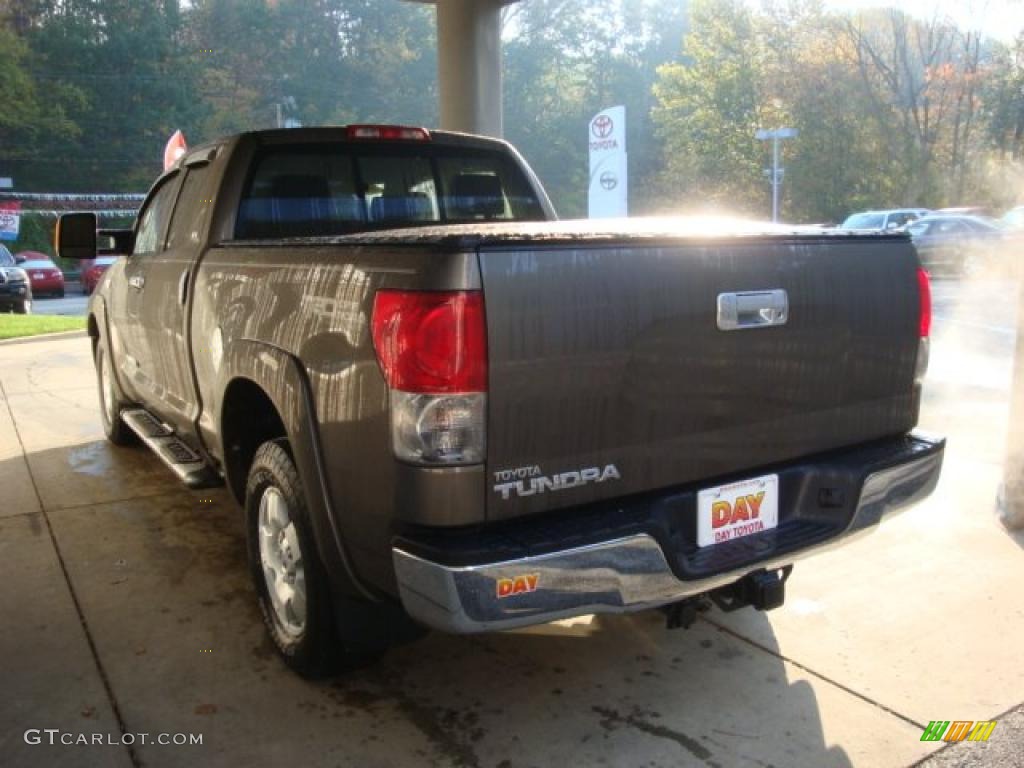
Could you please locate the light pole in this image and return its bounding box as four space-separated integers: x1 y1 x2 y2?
755 127 797 223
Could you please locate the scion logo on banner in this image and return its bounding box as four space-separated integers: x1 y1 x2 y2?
920 720 997 742
493 464 621 500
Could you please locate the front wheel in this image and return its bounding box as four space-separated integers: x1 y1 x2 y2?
94 344 132 445
13 299 30 315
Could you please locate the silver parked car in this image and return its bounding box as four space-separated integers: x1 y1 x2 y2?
907 214 1007 277
839 208 931 231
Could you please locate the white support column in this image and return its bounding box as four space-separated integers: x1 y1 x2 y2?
436 0 504 136
409 0 511 138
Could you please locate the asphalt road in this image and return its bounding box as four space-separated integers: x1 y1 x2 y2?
32 286 89 317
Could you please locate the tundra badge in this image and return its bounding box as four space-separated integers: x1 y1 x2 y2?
493 464 621 500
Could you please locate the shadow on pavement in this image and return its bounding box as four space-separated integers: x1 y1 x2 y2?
0 439 854 768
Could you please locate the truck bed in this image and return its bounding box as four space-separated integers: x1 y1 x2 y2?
226 216 922 522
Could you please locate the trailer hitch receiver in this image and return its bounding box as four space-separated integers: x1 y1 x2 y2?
710 566 793 613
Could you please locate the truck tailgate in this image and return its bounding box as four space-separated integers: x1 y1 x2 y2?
480 235 921 520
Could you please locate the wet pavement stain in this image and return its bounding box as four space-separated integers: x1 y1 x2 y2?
326 672 485 768
592 705 713 763
67 442 117 477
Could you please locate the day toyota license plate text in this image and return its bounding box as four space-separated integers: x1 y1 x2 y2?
697 473 779 547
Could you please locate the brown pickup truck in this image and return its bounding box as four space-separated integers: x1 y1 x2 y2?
56 125 944 677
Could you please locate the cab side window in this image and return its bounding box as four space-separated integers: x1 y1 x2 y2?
166 165 211 249
133 176 179 256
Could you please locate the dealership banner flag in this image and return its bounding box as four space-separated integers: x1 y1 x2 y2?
164 130 188 171
0 201 20 241
588 105 627 219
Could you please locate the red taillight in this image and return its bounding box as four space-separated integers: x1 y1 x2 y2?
346 124 431 142
371 290 487 394
917 267 931 338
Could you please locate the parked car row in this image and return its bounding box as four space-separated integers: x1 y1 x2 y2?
838 208 931 232
839 206 1023 277
15 250 65 297
0 248 111 302
0 244 33 314
906 215 1007 277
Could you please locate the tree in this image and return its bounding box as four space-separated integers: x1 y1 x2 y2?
0 17 82 191
8 0 206 190
504 0 688 216
651 0 765 214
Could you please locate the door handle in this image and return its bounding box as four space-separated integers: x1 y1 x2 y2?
717 289 789 331
128 275 145 290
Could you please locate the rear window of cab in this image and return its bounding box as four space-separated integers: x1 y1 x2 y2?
235 143 546 239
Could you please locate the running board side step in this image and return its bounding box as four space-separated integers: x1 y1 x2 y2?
121 408 223 489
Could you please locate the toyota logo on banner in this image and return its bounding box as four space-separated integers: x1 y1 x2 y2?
591 114 614 139
588 105 627 219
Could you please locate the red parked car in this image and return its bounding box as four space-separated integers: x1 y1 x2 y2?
15 251 65 297
81 256 118 295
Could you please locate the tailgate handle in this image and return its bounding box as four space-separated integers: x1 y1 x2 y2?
717 290 788 331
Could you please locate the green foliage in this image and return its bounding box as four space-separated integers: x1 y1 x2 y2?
8 213 55 257
651 0 764 214
2 0 1024 222
652 1 1024 221
4 0 204 190
504 0 688 216
0 21 82 188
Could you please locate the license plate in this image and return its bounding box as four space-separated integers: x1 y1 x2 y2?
697 473 779 547
34 272 45 279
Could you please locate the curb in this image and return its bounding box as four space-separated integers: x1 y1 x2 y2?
0 330 88 347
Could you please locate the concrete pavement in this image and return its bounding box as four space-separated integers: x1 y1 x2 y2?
0 278 1021 768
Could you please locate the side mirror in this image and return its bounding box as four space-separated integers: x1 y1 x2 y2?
98 228 135 256
55 212 98 260
14 254 25 264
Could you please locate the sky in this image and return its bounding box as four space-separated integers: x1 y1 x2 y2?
825 0 1024 42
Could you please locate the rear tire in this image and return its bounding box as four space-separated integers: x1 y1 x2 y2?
13 299 30 315
57 288 65 298
246 439 383 678
94 343 133 445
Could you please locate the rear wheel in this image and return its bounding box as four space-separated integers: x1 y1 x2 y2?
94 343 132 445
246 439 372 677
13 299 30 315
57 287 65 298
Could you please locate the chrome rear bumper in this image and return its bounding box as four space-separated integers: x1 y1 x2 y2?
393 435 944 633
